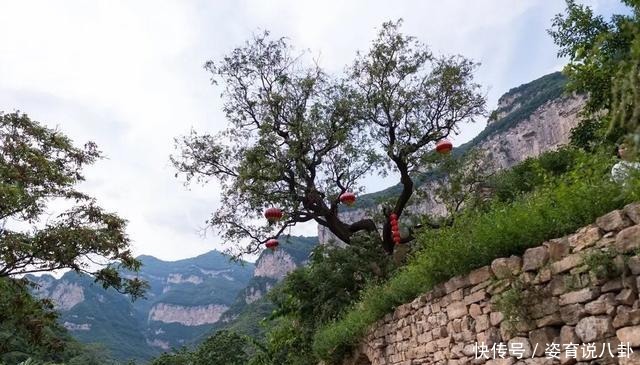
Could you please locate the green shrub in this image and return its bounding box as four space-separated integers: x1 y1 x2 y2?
313 151 640 363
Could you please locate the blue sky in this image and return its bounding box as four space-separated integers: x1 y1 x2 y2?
0 0 629 261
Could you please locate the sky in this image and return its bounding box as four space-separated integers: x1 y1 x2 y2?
0 0 628 262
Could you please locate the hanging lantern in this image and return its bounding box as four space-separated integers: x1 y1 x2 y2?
390 212 401 245
265 238 279 250
264 207 283 223
339 192 356 206
435 139 453 154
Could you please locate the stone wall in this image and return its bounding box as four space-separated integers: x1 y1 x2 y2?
345 204 640 365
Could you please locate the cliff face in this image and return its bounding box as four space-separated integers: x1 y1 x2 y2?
28 251 255 361
318 72 586 245
254 249 299 280
27 237 317 361
216 236 317 329
148 303 228 326
482 94 585 169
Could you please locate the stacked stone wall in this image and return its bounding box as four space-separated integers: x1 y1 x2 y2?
346 203 640 365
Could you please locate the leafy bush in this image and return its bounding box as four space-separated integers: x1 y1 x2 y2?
489 147 579 203
312 150 640 363
253 233 395 364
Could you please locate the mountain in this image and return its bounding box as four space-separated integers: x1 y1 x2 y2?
214 236 317 337
28 250 255 361
28 71 583 362
318 72 586 245
27 237 317 362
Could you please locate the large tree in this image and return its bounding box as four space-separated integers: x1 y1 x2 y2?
173 21 485 255
549 0 640 149
0 112 146 299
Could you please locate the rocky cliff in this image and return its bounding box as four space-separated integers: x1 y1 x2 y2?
319 72 585 245
27 237 316 361
28 250 254 361
215 236 317 333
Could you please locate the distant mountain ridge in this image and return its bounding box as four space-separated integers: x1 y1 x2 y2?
27 236 317 362
28 250 255 361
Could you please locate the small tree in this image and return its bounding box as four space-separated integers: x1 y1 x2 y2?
172 21 485 255
428 149 495 225
0 112 146 299
192 330 250 365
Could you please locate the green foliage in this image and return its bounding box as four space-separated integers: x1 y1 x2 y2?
0 278 62 362
173 20 485 256
548 0 635 113
493 279 546 335
312 150 640 363
549 0 640 150
192 331 250 365
147 348 192 365
0 278 120 365
248 232 394 365
148 331 253 365
584 249 620 280
494 282 529 331
425 149 495 223
489 147 579 203
0 111 146 299
570 118 608 151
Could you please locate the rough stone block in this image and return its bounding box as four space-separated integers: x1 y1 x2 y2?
508 336 533 358
445 275 470 294
575 316 614 342
529 327 560 357
490 311 504 326
491 256 522 279
560 303 587 325
475 314 490 332
584 293 615 316
523 246 549 271
477 327 501 348
596 210 632 232
436 335 451 349
469 266 493 285
617 325 640 346
464 290 488 305
534 268 552 284
559 325 580 345
559 287 600 306
628 256 640 275
616 225 640 253
602 278 624 292
614 306 640 328
536 313 563 327
551 253 583 274
568 225 602 251
617 288 637 306
624 202 640 224
547 238 570 261
469 303 482 319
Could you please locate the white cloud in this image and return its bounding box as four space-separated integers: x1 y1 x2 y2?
0 0 626 261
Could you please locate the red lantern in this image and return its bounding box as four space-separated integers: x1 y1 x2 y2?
339 192 356 206
265 238 279 250
390 213 398 220
264 207 283 223
435 139 453 154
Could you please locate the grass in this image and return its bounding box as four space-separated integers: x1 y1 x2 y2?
312 152 640 363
